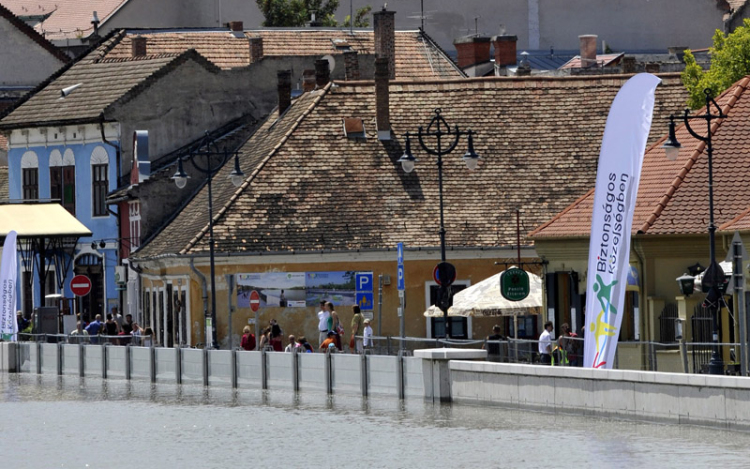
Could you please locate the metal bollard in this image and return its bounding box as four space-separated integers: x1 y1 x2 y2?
260 349 268 390
325 348 333 394
202 348 209 387
101 344 107 379
230 348 237 389
78 343 84 377
176 346 182 385
396 350 405 400
291 347 299 392
360 352 368 397
150 345 156 383
56 341 62 376
36 341 42 374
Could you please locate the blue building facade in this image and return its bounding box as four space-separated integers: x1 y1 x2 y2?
6 124 120 321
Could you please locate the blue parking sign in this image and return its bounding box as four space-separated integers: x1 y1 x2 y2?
355 272 373 292
356 292 374 310
397 265 405 291
397 242 404 265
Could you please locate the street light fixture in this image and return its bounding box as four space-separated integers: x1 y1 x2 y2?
172 132 244 349
663 88 727 375
399 108 480 339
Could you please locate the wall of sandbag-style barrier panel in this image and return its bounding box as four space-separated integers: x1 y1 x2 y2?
9 342 424 398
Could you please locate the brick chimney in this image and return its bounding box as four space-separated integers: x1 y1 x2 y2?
373 7 396 79
579 34 597 68
344 50 361 80
131 36 147 57
374 57 390 141
277 70 292 115
302 69 316 92
493 35 517 67
622 56 636 74
314 59 330 88
453 36 491 69
228 21 244 32
249 36 263 63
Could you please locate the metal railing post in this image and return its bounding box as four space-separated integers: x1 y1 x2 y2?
230 348 237 389
397 349 405 400
36 341 42 374
202 348 209 387
291 347 299 392
176 346 183 385
260 349 268 390
124 344 131 380
78 343 84 377
360 352 368 397
325 348 332 394
56 341 62 376
150 345 156 383
102 344 107 379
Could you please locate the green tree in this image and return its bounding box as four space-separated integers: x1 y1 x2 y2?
682 18 750 109
256 0 340 27
344 6 372 28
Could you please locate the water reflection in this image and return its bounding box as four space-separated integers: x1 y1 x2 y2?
2 373 750 468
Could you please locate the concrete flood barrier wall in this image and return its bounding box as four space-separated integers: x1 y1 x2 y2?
0 343 424 400
450 361 750 431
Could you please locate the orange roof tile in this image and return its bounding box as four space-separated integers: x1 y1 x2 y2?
2 0 127 40
106 29 463 79
0 2 70 63
531 76 750 239
133 73 688 258
559 53 624 70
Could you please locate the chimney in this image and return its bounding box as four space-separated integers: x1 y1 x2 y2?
302 69 316 92
645 62 660 73
493 35 517 67
374 57 390 141
373 7 396 79
579 34 597 68
277 70 292 115
343 50 360 80
228 21 244 32
453 36 491 69
249 36 263 63
622 56 636 74
131 36 147 57
314 59 330 88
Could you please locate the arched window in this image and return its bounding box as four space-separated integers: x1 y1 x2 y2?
49 149 76 215
90 146 109 217
21 151 38 200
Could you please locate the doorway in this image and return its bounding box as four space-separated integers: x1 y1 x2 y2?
74 253 103 322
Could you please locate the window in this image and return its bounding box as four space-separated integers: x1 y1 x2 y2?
21 150 38 200
92 164 108 217
91 146 109 217
128 201 141 248
22 168 38 200
50 149 76 215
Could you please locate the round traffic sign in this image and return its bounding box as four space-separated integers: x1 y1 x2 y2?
433 262 457 287
70 275 92 297
249 290 261 312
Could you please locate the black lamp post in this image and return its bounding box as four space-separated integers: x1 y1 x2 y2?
172 132 244 349
398 108 480 338
662 88 727 375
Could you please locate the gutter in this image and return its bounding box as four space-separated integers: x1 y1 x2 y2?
99 113 122 183
633 238 648 344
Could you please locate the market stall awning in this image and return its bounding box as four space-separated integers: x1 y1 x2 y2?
0 204 91 238
423 270 543 317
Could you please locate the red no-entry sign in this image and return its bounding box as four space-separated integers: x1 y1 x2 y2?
70 275 92 297
249 290 261 312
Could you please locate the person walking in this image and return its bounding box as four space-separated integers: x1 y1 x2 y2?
258 327 271 351
85 314 103 344
317 300 329 346
327 302 342 350
553 323 573 366
483 325 504 362
538 321 554 365
284 335 298 352
363 318 373 350
350 305 364 353
270 319 283 351
241 326 256 351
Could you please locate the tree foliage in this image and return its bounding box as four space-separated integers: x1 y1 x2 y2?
344 5 372 28
256 0 369 27
682 18 750 109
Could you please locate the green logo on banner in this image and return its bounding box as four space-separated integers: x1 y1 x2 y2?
500 268 530 301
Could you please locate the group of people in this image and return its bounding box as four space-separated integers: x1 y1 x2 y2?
538 321 580 366
70 307 154 346
239 300 374 353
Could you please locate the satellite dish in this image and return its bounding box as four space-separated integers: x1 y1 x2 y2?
322 54 336 73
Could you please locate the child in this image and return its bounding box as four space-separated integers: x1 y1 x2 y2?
363 318 373 349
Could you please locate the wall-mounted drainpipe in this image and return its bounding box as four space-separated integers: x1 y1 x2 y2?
99 113 121 183
190 258 208 346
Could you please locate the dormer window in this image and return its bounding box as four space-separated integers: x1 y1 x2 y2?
332 39 352 51
343 118 366 139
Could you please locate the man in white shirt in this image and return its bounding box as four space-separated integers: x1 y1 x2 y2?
317 300 330 346
538 321 554 365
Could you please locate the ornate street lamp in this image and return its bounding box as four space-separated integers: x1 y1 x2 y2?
172 132 244 349
398 108 480 338
662 88 727 375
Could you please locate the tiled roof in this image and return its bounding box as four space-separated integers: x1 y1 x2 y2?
531 76 750 239
106 29 464 79
1 0 127 40
559 53 624 69
0 2 70 62
0 166 7 199
134 73 689 259
720 206 750 231
0 36 217 128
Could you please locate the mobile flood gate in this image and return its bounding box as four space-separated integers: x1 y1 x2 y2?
7 343 425 399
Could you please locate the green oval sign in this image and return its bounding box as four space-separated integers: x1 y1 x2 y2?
500 268 530 301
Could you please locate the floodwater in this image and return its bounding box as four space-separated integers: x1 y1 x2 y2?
2 374 750 469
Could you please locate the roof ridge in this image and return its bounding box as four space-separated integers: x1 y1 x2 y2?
529 188 595 238
98 53 184 63
180 85 333 255
638 76 750 234
0 2 70 63
418 29 466 78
